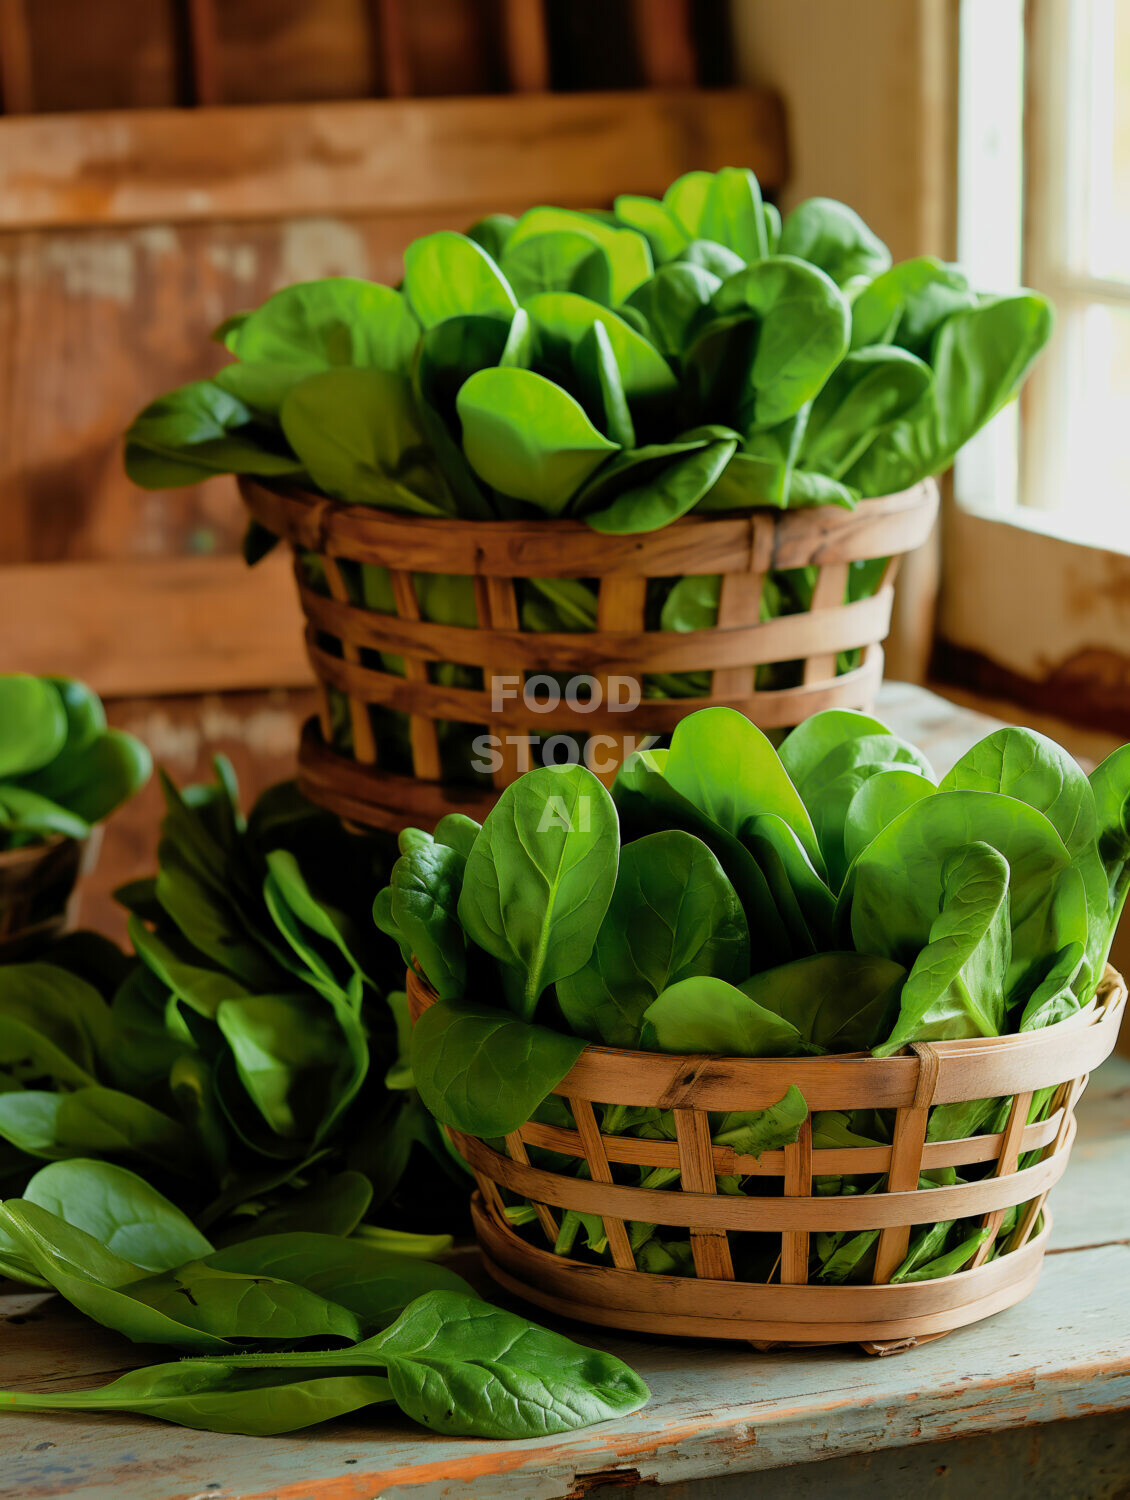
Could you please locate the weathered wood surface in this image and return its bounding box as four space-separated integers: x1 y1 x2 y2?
0 88 783 231
1 1056 1127 1499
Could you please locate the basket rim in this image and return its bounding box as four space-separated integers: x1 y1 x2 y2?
240 475 939 577
405 964 1126 1112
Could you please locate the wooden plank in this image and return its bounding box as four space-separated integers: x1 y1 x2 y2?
501 0 550 92
0 87 786 230
0 555 313 696
0 0 33 113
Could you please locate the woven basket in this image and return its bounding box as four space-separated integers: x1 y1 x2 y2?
0 834 89 960
241 477 938 833
406 965 1125 1352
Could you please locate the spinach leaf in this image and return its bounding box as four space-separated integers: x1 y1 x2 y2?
874 843 1010 1054
699 168 770 262
280 368 451 513
21 1158 212 1271
411 999 585 1136
203 1231 470 1332
0 1364 394 1436
847 791 1087 1004
741 952 905 1052
201 1289 650 1439
230 278 420 374
641 976 818 1057
694 257 850 431
458 764 619 1016
558 831 749 1046
664 707 825 875
0 676 66 777
779 708 893 787
457 367 620 512
388 840 467 1000
506 207 653 304
843 768 936 868
801 346 933 477
584 432 737 533
850 256 976 354
403 231 517 327
779 197 892 289
1088 744 1130 970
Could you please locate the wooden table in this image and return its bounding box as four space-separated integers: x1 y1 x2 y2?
3 684 1129 1499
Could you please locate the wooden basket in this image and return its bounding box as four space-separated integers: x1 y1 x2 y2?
406 965 1125 1352
0 835 89 960
242 477 939 833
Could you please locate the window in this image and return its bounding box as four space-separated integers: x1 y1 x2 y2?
956 0 1130 547
937 0 1130 732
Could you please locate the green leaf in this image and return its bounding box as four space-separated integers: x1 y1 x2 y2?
740 952 905 1052
779 709 894 787
692 257 850 431
583 433 737 534
216 993 365 1143
801 346 934 478
457 764 619 1016
699 167 770 261
843 768 936 868
205 1289 650 1439
20 727 152 827
0 962 109 1086
846 791 1087 1005
894 1227 991 1282
1018 942 1086 1031
712 1085 809 1158
500 230 608 301
466 213 517 261
389 841 466 1001
663 171 714 236
558 831 750 1046
641 976 817 1057
624 263 722 358
507 207 653 304
939 727 1107 995
575 320 636 448
124 381 304 485
0 786 89 840
664 706 825 875
0 1364 394 1436
203 1231 470 1332
1088 744 1130 973
845 293 1054 496
280 368 451 513
874 843 1011 1054
613 194 689 261
525 291 678 408
218 1172 374 1243
21 1158 212 1270
229 278 420 375
402 231 517 327
456 368 619 513
0 676 66 779
779 196 891 288
850 256 976 354
410 999 585 1136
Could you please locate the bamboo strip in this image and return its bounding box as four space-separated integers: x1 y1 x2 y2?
319 556 377 765
968 1090 1033 1270
503 1130 558 1246
673 1108 735 1280
474 575 525 788
569 1098 636 1270
594 575 649 788
387 569 443 780
802 561 851 685
781 1118 813 1284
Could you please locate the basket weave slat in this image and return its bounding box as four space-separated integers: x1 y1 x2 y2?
296 584 895 672
407 967 1125 1347
240 476 937 832
302 635 887 731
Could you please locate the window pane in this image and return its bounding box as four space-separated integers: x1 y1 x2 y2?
1087 0 1130 281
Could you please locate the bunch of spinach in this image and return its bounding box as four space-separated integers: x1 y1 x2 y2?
0 676 150 850
123 170 1052 770
391 706 1130 1284
0 1157 647 1437
0 765 462 1240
